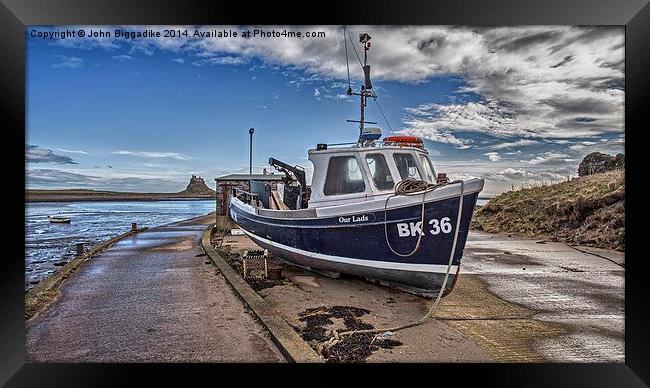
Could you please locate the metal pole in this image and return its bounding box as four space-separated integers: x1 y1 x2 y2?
359 85 366 139
249 127 254 175
75 243 85 258
361 44 368 136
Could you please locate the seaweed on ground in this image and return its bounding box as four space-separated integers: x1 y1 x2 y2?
296 305 403 362
325 333 404 363
246 278 286 291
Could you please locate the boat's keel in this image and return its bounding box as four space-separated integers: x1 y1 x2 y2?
273 256 341 279
363 277 449 298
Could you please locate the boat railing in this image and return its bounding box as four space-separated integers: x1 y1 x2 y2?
322 140 425 149
232 187 261 208
374 141 424 149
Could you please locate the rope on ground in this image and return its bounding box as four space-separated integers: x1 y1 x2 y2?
210 229 228 248
319 179 465 358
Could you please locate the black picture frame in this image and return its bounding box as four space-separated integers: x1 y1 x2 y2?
2 0 648 385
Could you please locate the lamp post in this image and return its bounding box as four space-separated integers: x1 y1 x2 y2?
249 127 254 175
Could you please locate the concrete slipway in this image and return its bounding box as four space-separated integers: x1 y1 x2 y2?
25 215 285 362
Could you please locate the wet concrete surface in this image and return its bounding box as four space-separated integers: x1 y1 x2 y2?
219 235 492 362
455 232 624 362
220 230 624 362
26 214 285 362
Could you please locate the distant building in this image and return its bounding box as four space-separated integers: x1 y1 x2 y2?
215 173 283 216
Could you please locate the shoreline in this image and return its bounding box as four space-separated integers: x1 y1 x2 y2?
26 195 215 203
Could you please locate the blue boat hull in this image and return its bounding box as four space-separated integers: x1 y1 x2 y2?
230 191 479 297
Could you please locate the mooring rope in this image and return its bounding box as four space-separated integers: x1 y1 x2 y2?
383 179 439 257
319 179 465 358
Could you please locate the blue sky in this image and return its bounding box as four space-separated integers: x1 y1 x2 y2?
26 26 625 196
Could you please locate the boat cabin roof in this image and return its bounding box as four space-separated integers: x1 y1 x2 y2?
307 144 437 208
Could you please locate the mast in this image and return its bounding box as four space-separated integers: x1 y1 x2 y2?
346 32 376 142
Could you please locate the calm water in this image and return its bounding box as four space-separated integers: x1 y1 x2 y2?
25 200 215 290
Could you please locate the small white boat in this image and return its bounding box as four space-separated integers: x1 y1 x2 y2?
48 215 71 223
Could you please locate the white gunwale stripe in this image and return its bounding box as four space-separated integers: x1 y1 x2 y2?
234 206 445 229
242 229 459 274
230 177 483 221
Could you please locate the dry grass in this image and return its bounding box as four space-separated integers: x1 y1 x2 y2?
472 170 624 251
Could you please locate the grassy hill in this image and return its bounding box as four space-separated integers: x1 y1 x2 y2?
471 169 624 251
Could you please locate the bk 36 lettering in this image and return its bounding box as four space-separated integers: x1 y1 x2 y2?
396 217 452 237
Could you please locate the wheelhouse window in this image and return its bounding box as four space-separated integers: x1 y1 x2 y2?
365 153 394 191
324 155 366 195
418 154 437 183
393 153 422 181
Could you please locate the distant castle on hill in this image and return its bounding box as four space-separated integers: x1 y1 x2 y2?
183 175 216 195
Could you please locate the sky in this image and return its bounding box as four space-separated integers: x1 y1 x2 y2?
26 25 625 196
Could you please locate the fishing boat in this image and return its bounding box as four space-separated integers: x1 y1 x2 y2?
48 215 71 223
229 32 484 297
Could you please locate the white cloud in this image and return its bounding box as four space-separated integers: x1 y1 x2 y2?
26 145 77 164
313 86 350 101
112 54 133 62
173 57 185 63
398 125 471 148
383 27 624 148
484 152 501 162
52 55 82 68
111 150 190 161
55 148 88 155
485 139 539 150
191 56 248 67
524 151 578 166
486 168 566 183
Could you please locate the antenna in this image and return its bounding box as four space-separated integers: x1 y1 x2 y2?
344 32 376 143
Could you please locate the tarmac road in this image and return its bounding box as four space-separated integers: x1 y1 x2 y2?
25 214 285 362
